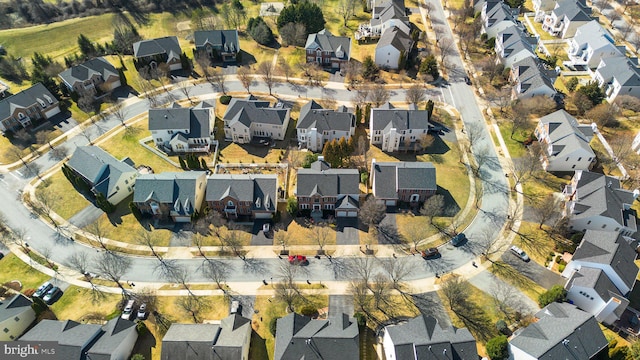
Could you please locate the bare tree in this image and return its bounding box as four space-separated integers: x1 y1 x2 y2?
435 37 455 69
67 251 105 303
311 223 331 254
237 66 254 93
506 102 530 139
110 99 128 127
78 125 94 145
405 84 425 105
202 259 231 293
359 197 387 231
351 85 371 108
5 227 31 254
209 68 227 95
418 134 435 153
369 84 390 107
608 9 622 24
136 229 180 280
349 280 371 314
618 22 635 40
592 0 608 10
175 296 210 323
257 61 277 95
420 194 445 226
176 80 193 104
275 228 291 254
344 61 362 88
630 33 640 55
402 218 424 251
336 0 357 26
94 251 132 299
219 224 247 260
35 130 53 149
370 273 392 310
490 279 524 321
278 58 294 83
5 145 28 167
274 261 302 312
476 227 505 260
488 87 512 113
609 133 634 166
349 256 376 287
509 151 540 191
49 145 69 161
380 258 413 293
34 187 59 229
85 220 111 252
532 194 561 229
440 275 471 313
195 52 211 81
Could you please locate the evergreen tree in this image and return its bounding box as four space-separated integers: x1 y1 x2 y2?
426 100 434 120
277 1 326 34
179 156 188 170
77 34 96 59
355 105 361 124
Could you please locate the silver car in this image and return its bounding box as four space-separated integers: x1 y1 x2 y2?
510 246 530 262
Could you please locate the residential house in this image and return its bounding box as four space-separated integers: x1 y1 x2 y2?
274 312 359 360
85 317 139 360
206 174 277 220
369 102 432 152
58 57 122 96
533 0 557 22
374 26 414 70
566 21 624 70
508 302 608 359
162 314 252 360
591 56 640 102
223 95 290 144
510 56 557 99
534 109 595 172
0 82 60 133
481 0 519 39
148 101 215 154
194 30 240 64
0 294 35 341
132 36 182 71
564 266 629 325
371 159 436 207
542 0 592 38
563 171 638 237
382 314 478 360
495 24 538 69
18 320 104 359
296 159 360 217
356 0 410 41
305 29 351 70
133 171 207 222
66 146 138 206
562 230 638 295
296 100 355 152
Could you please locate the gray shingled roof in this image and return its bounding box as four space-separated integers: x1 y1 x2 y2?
213 314 252 359
371 103 432 131
509 302 608 359
274 313 359 360
539 109 594 160
86 317 137 359
148 106 212 139
570 172 638 232
305 29 351 60
486 2 517 27
133 172 206 215
66 146 137 198
19 320 102 360
372 161 436 199
596 56 640 87
194 30 240 53
133 36 181 59
162 323 219 360
223 96 289 127
566 267 629 319
297 100 355 133
376 26 413 52
205 174 277 212
552 0 592 22
572 21 618 57
296 162 360 197
0 294 32 323
371 0 407 26
58 57 118 88
385 314 478 360
512 56 556 95
0 82 57 121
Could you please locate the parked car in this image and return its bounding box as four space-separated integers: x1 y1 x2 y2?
288 255 308 265
121 300 136 320
421 248 439 259
42 287 62 305
262 223 271 234
137 303 147 320
230 300 242 315
464 76 472 85
451 233 467 246
510 246 530 262
34 282 53 298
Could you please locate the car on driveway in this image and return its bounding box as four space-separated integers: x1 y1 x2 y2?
42 287 62 305
451 233 467 246
34 282 53 298
121 300 135 320
510 245 530 262
421 248 439 259
288 255 308 265
137 303 147 320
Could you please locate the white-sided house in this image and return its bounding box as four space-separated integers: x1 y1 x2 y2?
58 57 121 96
566 21 624 70
562 230 638 295
542 0 593 38
510 56 557 99
495 24 538 69
223 95 290 144
369 103 432 152
481 0 519 39
534 109 595 172
533 0 557 22
374 26 413 70
563 171 639 237
591 56 640 103
371 159 436 207
296 100 355 152
565 267 629 325
356 0 410 40
0 294 35 341
149 101 215 154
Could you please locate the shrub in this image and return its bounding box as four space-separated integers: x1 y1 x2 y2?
269 317 280 336
129 202 142 221
354 312 366 327
131 355 146 360
136 321 148 335
558 264 565 272
555 256 562 263
286 197 298 216
299 305 317 317
496 319 511 336
220 95 232 105
486 335 509 360
538 285 567 307
31 296 48 316
566 77 579 92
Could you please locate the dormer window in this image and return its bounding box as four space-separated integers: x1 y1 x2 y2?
44 95 53 104
255 197 261 208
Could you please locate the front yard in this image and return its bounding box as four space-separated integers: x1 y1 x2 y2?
0 253 50 290
36 170 91 220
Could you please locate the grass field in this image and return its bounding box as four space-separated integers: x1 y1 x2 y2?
88 212 173 247
49 286 122 321
218 142 285 164
0 253 50 290
281 221 338 247
36 170 91 220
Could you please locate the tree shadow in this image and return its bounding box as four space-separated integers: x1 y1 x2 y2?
411 292 452 327
248 330 268 360
452 302 495 342
424 135 451 155
130 328 156 360
242 257 268 275
436 186 460 216
238 50 257 67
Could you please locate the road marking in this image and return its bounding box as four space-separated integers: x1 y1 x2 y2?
447 86 457 109
10 171 21 179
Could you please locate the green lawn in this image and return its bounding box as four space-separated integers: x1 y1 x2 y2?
36 170 91 220
0 253 50 290
49 285 122 321
496 121 531 159
88 213 173 247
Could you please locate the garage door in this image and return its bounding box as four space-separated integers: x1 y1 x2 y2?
346 211 357 217
44 106 60 119
254 212 271 219
385 200 396 206
173 216 191 223
169 63 183 71
336 211 347 217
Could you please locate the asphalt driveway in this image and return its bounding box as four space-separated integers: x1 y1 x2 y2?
500 251 564 289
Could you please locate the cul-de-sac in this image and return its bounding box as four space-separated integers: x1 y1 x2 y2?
1 0 640 359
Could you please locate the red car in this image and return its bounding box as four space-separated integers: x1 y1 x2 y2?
421 248 439 259
288 255 308 265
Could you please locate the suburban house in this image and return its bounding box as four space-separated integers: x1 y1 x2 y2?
162 314 252 360
355 0 410 41
565 21 624 70
382 314 478 360
481 0 519 39
510 56 557 99
296 100 356 152
508 302 608 359
58 57 122 96
274 313 359 360
564 266 629 325
223 95 290 144
0 82 60 134
0 294 35 341
133 171 207 222
85 317 139 360
495 24 537 69
66 146 139 206
541 0 593 38
194 30 240 64
591 56 640 102
562 230 638 295
132 36 183 71
305 29 351 70
374 26 414 70
563 171 638 237
371 159 436 207
296 159 360 217
534 109 595 172
148 101 215 154
206 174 277 220
369 102 432 152
533 0 557 22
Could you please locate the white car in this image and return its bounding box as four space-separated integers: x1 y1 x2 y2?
510 246 530 262
121 300 135 320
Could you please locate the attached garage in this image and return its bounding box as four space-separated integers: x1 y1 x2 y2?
44 106 61 119
254 212 272 219
173 216 191 223
385 199 397 206
336 210 358 217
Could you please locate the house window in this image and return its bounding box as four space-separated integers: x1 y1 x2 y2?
168 130 173 135
615 227 619 231
602 224 607 229
14 317 19 322
578 157 582 161
3 328 8 333
587 221 591 224
228 201 234 207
